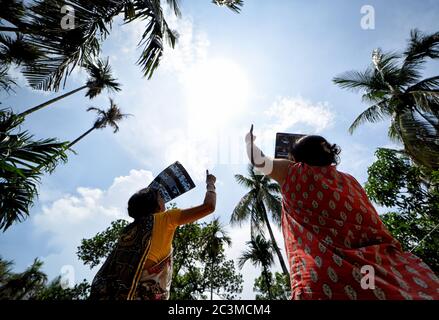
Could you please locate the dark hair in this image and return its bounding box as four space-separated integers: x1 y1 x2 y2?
289 135 341 166
127 188 161 220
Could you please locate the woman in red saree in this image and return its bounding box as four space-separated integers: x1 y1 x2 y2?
246 130 439 300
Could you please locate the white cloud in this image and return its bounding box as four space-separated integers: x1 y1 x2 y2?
33 169 154 285
264 96 335 135
161 16 210 75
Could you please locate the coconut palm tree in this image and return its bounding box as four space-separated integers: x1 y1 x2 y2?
67 98 129 148
30 99 129 177
0 258 47 299
333 29 439 170
238 235 275 299
200 217 232 300
232 165 289 277
2 0 243 91
18 58 121 117
16 0 179 89
0 257 14 286
0 109 68 231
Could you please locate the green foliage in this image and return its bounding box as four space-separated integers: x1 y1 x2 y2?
254 272 290 300
171 219 242 300
212 0 244 13
77 217 243 300
0 256 90 300
365 148 439 274
84 57 121 98
0 258 47 300
1 0 243 91
238 235 276 299
333 29 439 170
0 109 69 231
77 219 129 269
34 277 90 300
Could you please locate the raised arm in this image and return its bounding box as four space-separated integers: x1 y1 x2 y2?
245 125 293 185
176 170 217 225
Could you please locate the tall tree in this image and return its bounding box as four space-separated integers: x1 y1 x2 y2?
232 165 289 277
0 256 90 300
199 217 232 300
365 148 439 274
0 258 47 300
34 277 90 300
333 29 439 170
67 98 129 148
0 109 68 231
18 58 121 117
1 0 244 91
238 235 275 299
253 271 290 300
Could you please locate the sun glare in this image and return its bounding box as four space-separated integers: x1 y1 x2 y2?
183 58 250 134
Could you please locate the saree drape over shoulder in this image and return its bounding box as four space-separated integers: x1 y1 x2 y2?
281 162 439 300
89 209 183 300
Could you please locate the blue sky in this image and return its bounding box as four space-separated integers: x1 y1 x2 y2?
1 0 439 299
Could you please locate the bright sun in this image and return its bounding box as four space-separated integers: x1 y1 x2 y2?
183 58 250 134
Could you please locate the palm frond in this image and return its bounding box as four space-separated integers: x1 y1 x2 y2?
0 33 43 65
238 235 275 270
230 191 253 226
404 29 439 66
333 68 387 93
212 0 243 13
1 109 68 231
407 76 439 92
84 57 121 98
409 91 439 114
128 0 178 79
0 0 26 27
397 111 439 169
266 182 281 193
88 98 130 132
22 0 117 91
165 0 181 17
348 100 391 134
234 173 253 189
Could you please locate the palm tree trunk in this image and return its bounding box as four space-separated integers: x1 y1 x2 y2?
67 126 96 148
18 85 88 117
32 126 94 174
414 107 439 130
260 203 289 277
210 258 214 300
